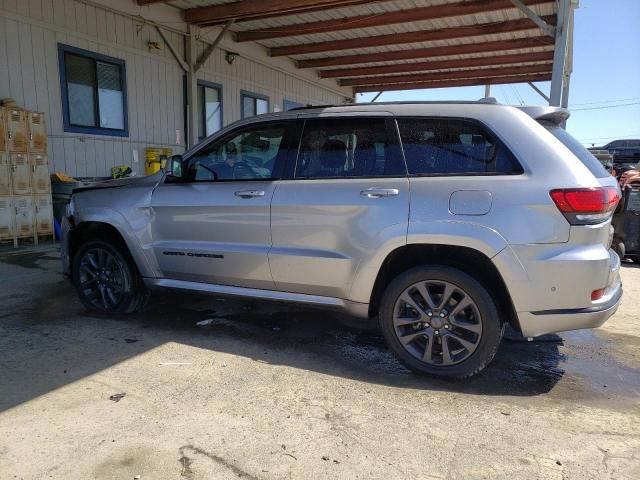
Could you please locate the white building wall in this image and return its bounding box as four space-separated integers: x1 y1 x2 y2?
0 0 351 177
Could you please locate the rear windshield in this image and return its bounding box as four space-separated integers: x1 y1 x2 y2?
546 126 609 178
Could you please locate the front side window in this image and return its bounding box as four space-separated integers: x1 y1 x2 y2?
397 118 522 176
241 92 269 118
198 81 222 140
187 123 288 181
59 44 127 136
295 118 404 178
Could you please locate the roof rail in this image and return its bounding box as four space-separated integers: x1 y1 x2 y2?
289 100 506 111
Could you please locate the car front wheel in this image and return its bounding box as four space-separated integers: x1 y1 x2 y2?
379 266 504 379
72 240 147 314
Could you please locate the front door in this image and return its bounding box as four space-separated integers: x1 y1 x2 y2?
269 117 410 301
150 121 293 289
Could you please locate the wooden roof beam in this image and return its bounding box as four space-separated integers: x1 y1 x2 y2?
297 37 554 69
137 1 168 5
353 73 553 93
184 0 381 26
320 51 554 78
270 15 556 57
341 63 552 87
236 0 551 42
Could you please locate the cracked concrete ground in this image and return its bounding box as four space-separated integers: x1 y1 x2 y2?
0 244 639 479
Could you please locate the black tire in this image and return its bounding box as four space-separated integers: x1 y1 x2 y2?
613 241 626 261
378 265 504 379
72 239 147 314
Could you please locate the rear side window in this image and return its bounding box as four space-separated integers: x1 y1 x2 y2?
397 118 522 176
295 118 405 178
546 126 609 178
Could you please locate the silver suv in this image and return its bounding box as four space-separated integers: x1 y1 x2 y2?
61 102 622 378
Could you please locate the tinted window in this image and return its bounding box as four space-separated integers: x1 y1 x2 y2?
546 126 609 178
606 140 640 149
398 118 521 175
295 118 404 178
187 123 288 181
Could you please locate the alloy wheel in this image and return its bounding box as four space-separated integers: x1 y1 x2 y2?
392 280 483 366
78 247 128 311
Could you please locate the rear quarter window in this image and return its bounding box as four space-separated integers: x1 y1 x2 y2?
397 118 522 176
546 126 610 178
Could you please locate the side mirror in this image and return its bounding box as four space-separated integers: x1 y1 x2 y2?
165 155 183 178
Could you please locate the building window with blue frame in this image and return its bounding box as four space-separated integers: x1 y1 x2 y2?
241 91 269 119
283 99 305 111
58 44 128 136
198 81 222 140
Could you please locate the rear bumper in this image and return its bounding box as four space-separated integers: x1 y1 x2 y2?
515 249 622 337
518 283 622 337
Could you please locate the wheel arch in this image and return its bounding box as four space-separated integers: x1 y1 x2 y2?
368 244 521 333
68 220 141 277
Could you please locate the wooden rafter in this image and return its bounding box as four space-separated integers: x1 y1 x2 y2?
185 0 380 25
341 63 552 87
236 0 551 42
137 0 167 5
353 73 553 93
270 15 556 57
319 51 554 78
297 37 554 69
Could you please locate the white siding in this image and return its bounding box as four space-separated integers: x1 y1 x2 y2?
0 0 349 177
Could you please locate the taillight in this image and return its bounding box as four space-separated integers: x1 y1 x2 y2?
550 187 621 225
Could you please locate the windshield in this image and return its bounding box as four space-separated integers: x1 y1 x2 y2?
546 126 609 178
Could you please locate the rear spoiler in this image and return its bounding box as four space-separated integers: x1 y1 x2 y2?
516 106 570 126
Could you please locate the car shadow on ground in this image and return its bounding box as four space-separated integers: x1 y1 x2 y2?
0 248 568 414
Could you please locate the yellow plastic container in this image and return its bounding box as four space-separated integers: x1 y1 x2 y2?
145 147 173 175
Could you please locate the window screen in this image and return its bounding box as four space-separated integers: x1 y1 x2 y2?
60 44 127 135
397 118 522 175
66 53 96 127
295 118 404 178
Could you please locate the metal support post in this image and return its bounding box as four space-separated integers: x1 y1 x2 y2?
185 25 199 148
550 0 571 106
528 82 550 103
561 4 575 110
370 91 384 103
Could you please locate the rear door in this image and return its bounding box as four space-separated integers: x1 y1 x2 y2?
150 120 295 289
269 116 410 300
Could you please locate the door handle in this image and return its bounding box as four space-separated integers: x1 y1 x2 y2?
360 188 399 199
235 190 265 198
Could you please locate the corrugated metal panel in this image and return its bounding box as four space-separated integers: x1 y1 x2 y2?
233 0 457 30
290 28 554 60
247 4 556 49
317 45 555 70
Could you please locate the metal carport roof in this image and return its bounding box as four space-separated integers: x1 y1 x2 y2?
139 0 574 105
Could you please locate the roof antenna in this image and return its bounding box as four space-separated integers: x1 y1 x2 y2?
478 97 498 104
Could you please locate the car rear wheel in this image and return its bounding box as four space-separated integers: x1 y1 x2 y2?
379 266 504 379
72 240 147 314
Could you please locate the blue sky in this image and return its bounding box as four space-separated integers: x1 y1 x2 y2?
356 0 640 147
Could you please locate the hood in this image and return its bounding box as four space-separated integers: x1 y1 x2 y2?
72 172 163 194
